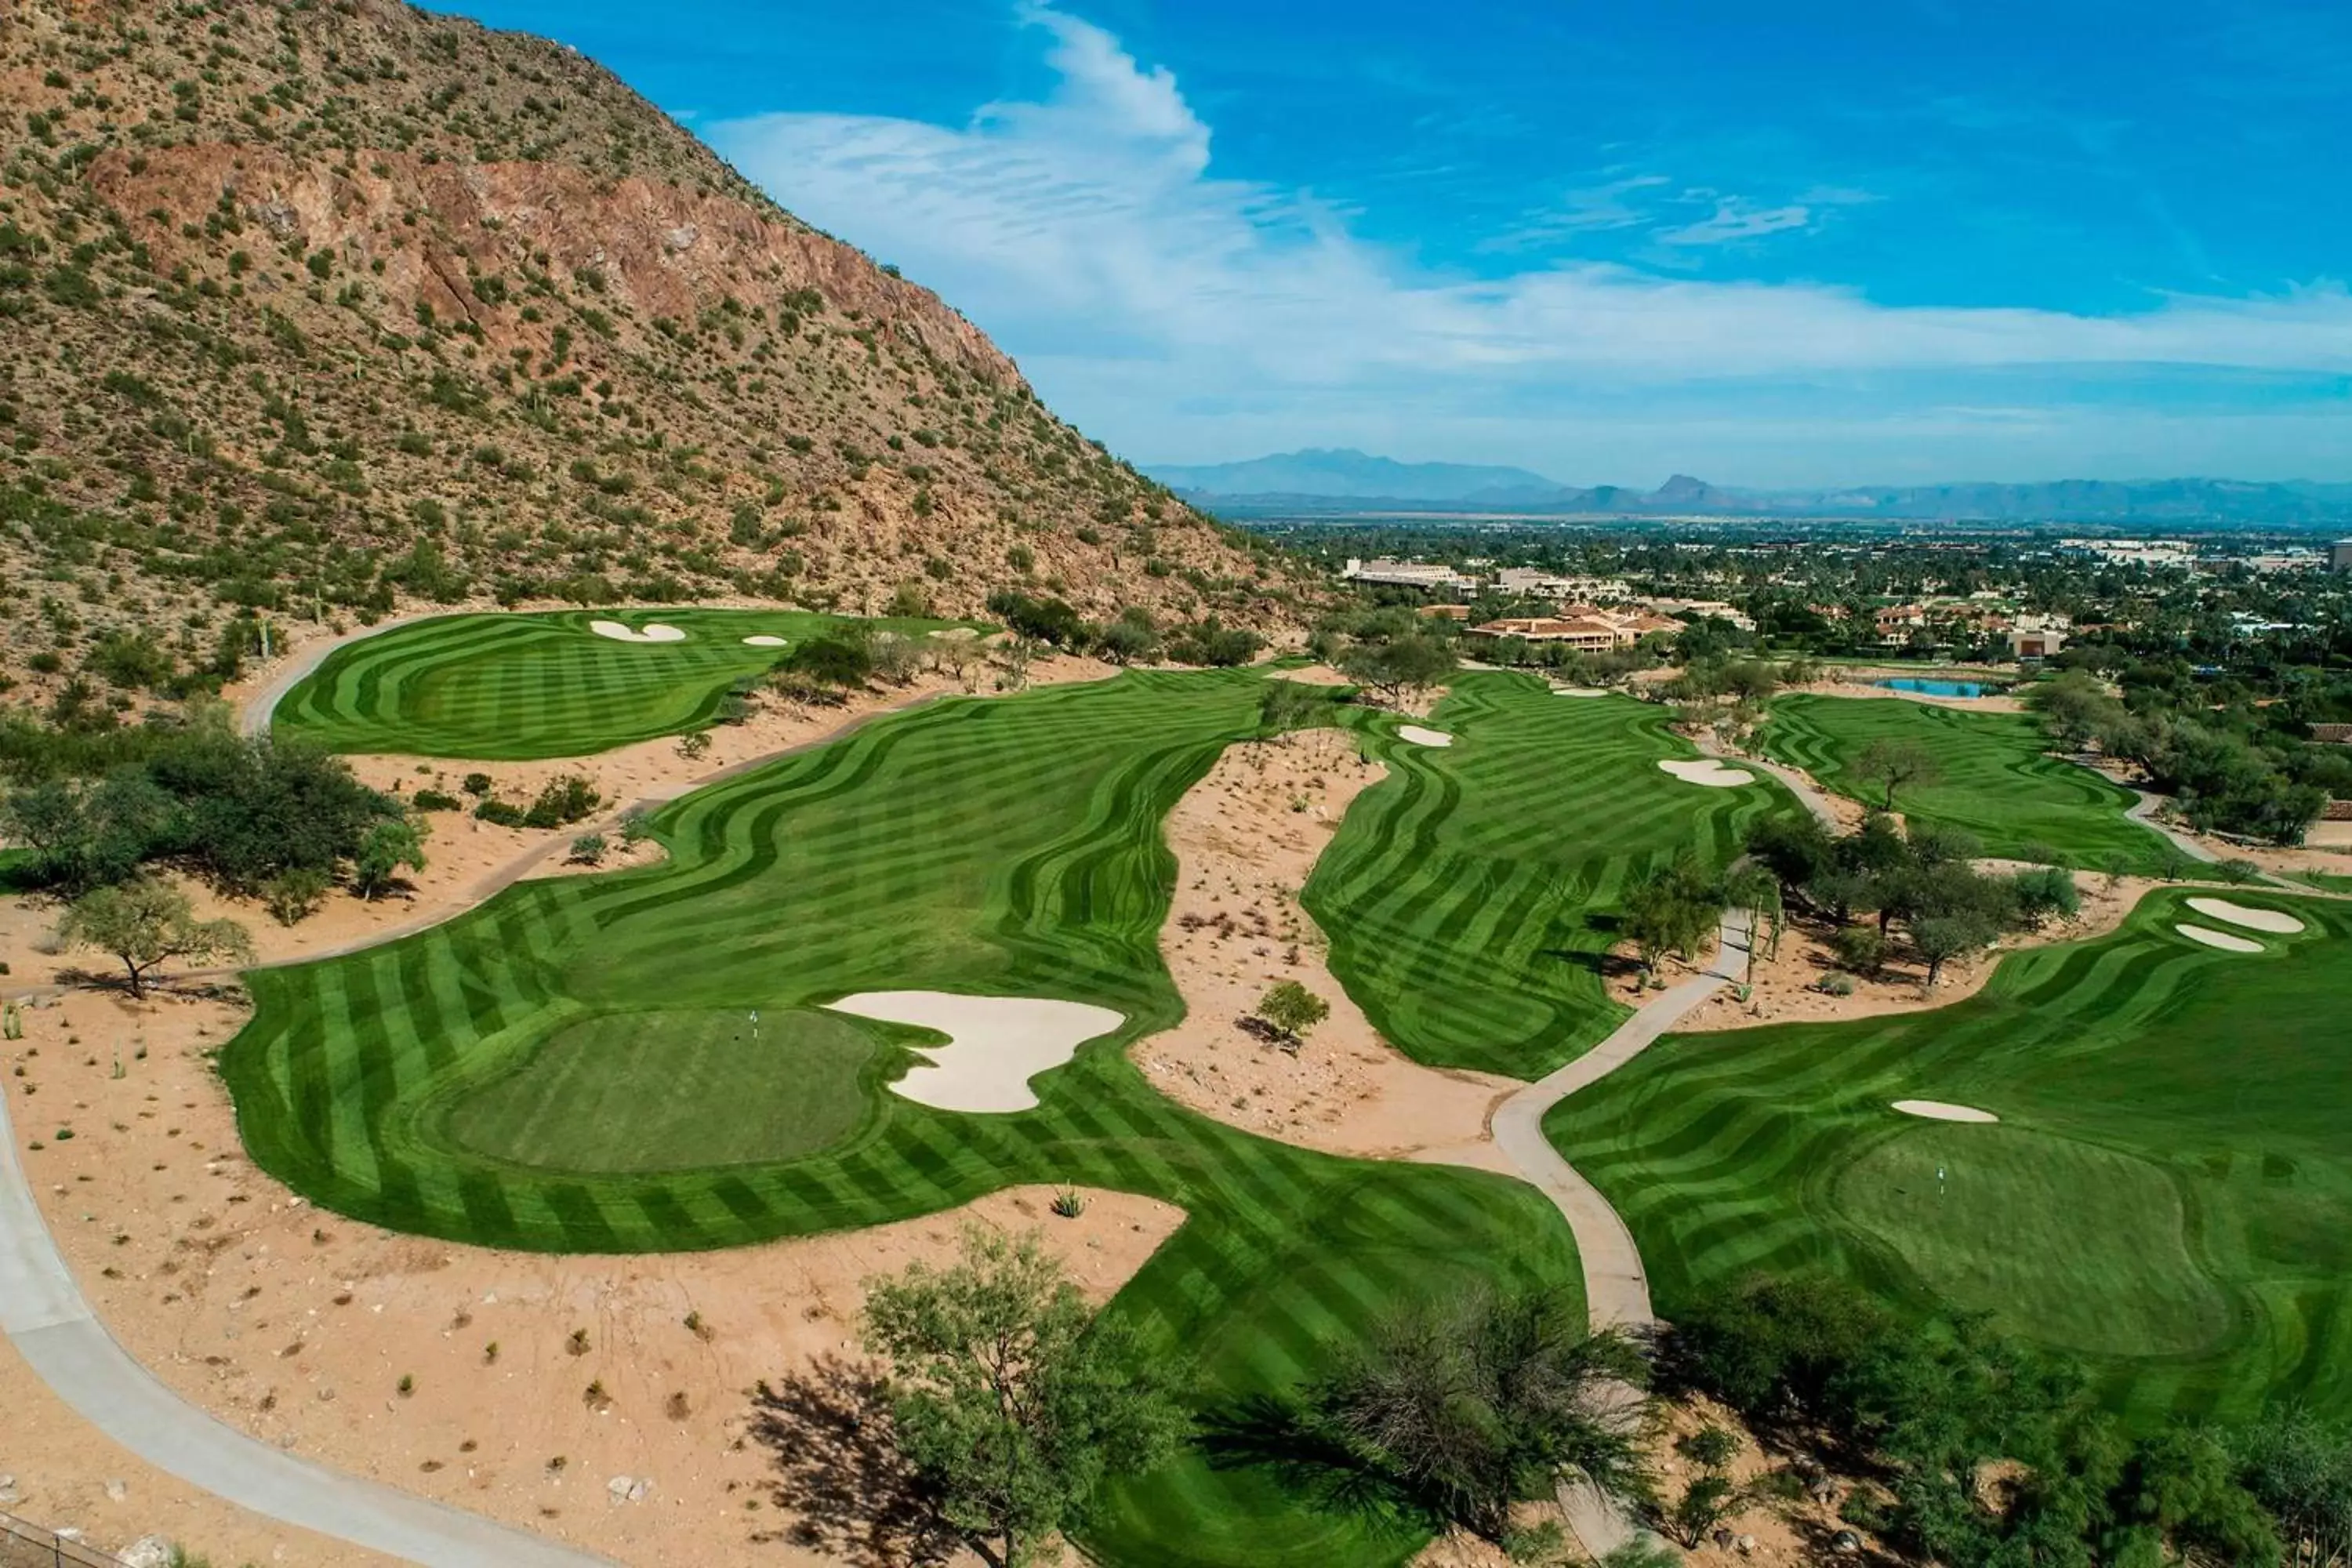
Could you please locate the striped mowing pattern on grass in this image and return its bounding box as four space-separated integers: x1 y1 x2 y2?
271 608 963 759
1306 673 1799 1080
1545 888 2352 1428
1761 693 2172 873
224 668 1582 1568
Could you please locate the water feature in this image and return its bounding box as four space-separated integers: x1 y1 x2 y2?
1875 677 1994 699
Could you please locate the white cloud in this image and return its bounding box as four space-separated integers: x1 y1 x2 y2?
1651 196 1815 246
710 4 2352 480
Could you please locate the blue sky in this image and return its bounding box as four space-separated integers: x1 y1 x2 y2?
443 0 2352 486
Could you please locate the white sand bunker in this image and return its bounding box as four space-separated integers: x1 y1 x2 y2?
742 634 789 648
1659 758 1753 787
2176 924 2264 954
1397 724 1454 748
2185 897 2305 935
826 991 1125 1113
1553 687 1610 698
589 619 687 644
1893 1100 2000 1123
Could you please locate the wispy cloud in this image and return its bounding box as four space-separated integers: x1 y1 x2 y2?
1650 194 1815 247
710 3 2352 480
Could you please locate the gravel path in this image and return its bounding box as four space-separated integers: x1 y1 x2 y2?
1493 909 1753 1556
0 1073 609 1566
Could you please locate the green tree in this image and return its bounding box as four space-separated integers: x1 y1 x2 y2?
1664 1425 1755 1547
782 631 875 692
1339 633 1457 709
1623 855 1722 978
1911 910 1993 987
1094 611 1160 666
1853 736 1942 811
1308 1284 1649 1543
260 866 332 926
57 878 253 999
1257 680 1326 743
352 818 426 901
2028 671 2125 751
859 1228 1188 1567
2233 1407 2352 1568
1258 979 1331 1043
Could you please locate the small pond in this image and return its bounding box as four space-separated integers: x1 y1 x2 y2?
1875 677 1996 699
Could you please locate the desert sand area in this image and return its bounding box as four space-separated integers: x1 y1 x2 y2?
1130 731 1518 1171
2 985 1184 1568
0 1330 398 1567
1677 870 2159 1033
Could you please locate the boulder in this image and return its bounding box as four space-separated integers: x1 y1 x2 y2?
121 1536 178 1568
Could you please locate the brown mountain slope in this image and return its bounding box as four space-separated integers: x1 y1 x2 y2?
0 0 1303 699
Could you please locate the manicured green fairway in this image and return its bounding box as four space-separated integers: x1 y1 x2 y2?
1546 887 2352 1426
272 608 957 759
1308 674 1799 1078
1761 693 2170 872
225 669 1581 1567
441 1007 884 1173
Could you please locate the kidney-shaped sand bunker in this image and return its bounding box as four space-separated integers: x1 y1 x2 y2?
825 991 1127 1113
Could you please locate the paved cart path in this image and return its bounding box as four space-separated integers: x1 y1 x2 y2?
1494 910 1752 1557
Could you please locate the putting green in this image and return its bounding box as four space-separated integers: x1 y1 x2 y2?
440 1007 884 1173
1308 673 1799 1078
271 608 961 759
223 668 1581 1567
1546 887 2352 1425
1761 693 2172 872
1835 1126 2229 1359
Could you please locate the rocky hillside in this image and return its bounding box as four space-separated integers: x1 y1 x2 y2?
0 0 1304 705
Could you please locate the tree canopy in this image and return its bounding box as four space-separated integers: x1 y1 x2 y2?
58 877 253 998
858 1227 1189 1567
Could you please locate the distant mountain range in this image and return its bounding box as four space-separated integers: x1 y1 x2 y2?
1149 449 2352 527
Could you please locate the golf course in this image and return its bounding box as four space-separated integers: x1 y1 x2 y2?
270 607 962 758
1309 674 1798 1077
1546 885 2352 1425
219 622 2350 1558
229 662 1596 1566
1762 693 2173 872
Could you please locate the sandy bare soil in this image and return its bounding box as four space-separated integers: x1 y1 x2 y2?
1406 1392 1878 1568
0 1330 396 1567
1129 732 1517 1172
5 985 1182 1568
1679 871 2155 1033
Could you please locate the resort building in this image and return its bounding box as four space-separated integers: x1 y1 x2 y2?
1340 557 1483 594
1490 568 1634 601
1472 616 1624 651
